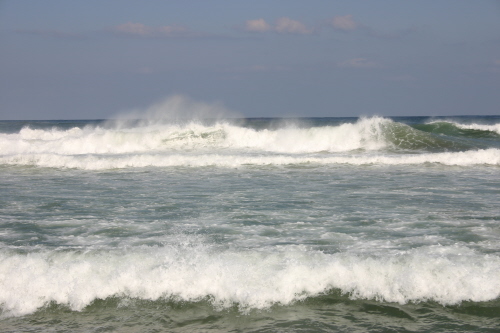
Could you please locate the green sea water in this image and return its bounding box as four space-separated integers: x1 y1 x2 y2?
0 116 499 332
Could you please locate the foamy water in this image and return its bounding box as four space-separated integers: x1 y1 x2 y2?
1 117 499 170
1 244 498 317
1 116 499 332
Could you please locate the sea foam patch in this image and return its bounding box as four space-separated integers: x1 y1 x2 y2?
1 149 499 170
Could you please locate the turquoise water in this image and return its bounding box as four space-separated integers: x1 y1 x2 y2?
0 116 499 332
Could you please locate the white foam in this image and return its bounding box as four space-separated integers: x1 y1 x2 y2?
0 117 392 155
1 117 499 169
223 117 390 153
428 120 500 135
1 149 499 170
0 245 499 317
455 123 500 135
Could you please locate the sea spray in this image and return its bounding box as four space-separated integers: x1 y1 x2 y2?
107 94 240 127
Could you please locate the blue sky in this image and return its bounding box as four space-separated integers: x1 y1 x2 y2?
1 0 500 119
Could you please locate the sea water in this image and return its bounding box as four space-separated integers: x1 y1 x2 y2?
0 116 499 332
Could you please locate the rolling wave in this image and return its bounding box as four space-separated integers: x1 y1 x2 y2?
0 117 498 169
415 121 500 139
0 244 499 317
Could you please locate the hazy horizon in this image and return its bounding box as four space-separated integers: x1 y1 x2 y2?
1 1 499 120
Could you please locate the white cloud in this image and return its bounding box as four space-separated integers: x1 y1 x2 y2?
245 19 272 32
275 17 313 35
112 22 188 37
113 22 151 36
331 15 358 31
338 58 378 68
244 17 313 35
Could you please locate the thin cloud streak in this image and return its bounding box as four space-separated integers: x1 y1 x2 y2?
338 58 379 69
111 22 193 38
245 17 314 35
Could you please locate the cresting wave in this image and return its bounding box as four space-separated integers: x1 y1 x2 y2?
1 245 499 317
0 117 393 154
425 120 500 136
0 117 499 169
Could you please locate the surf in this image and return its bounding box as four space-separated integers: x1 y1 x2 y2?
0 244 499 317
1 117 499 170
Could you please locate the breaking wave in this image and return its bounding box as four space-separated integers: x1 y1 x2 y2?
0 117 499 169
1 244 499 317
416 121 500 139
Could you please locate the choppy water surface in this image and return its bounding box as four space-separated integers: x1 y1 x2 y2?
0 116 499 332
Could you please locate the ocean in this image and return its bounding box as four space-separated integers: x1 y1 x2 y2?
0 115 499 332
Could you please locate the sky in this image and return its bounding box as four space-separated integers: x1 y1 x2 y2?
1 0 500 120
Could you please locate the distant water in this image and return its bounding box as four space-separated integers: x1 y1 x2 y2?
0 116 499 332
